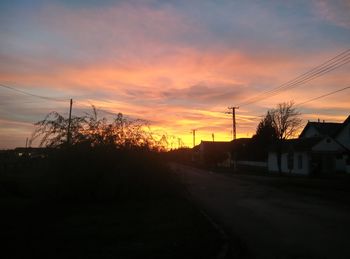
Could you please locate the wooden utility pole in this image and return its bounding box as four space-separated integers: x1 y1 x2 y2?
178 138 183 149
191 129 197 147
226 106 239 140
67 98 73 145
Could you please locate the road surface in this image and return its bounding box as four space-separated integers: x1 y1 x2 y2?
173 164 350 259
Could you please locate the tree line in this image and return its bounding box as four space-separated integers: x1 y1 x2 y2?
30 106 166 151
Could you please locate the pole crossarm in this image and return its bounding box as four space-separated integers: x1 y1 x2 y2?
226 106 239 140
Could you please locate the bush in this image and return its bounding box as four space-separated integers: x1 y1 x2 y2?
1 146 180 202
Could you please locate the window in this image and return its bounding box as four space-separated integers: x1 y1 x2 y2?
298 155 303 169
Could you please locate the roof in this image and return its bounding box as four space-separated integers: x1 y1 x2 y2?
334 115 350 136
269 137 323 152
231 138 253 149
299 121 342 138
199 141 232 151
287 137 323 151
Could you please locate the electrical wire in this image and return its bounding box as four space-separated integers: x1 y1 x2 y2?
0 83 70 102
239 49 350 106
73 99 125 118
238 48 350 106
240 55 350 106
296 85 350 107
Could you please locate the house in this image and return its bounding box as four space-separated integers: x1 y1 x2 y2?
231 138 267 171
268 137 348 175
196 141 232 167
268 115 350 175
334 115 350 150
194 138 268 170
299 120 342 138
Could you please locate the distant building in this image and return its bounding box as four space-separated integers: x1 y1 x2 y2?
268 115 350 175
14 147 49 158
194 138 267 170
196 141 232 167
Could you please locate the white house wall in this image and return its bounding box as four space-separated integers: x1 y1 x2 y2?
335 155 347 172
312 138 343 152
268 152 279 172
292 152 309 175
268 152 309 175
268 153 291 173
336 123 350 150
281 153 290 173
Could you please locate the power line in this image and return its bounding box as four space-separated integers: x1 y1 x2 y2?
246 55 350 104
0 83 128 120
73 100 123 118
239 49 350 106
0 83 125 118
245 49 350 101
296 85 350 107
240 55 350 106
238 48 350 106
0 83 70 102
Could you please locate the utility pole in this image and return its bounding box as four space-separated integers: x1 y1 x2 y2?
67 98 73 145
178 138 182 149
191 129 197 147
226 106 239 140
212 133 214 142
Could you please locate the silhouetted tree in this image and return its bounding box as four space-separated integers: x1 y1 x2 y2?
270 101 302 173
30 111 87 147
30 106 157 150
271 101 302 140
251 111 278 161
252 102 302 172
253 110 277 145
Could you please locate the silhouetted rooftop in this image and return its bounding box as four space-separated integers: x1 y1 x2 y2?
269 137 323 152
299 122 342 138
199 141 232 149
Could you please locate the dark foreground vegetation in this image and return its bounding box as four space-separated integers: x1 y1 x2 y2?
0 109 221 258
0 148 221 258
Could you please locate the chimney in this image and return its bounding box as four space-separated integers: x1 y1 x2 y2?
323 120 325 123
318 118 320 123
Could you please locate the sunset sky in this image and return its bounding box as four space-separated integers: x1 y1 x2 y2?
1 0 350 148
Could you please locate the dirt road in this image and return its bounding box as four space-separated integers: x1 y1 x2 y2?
173 164 350 259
